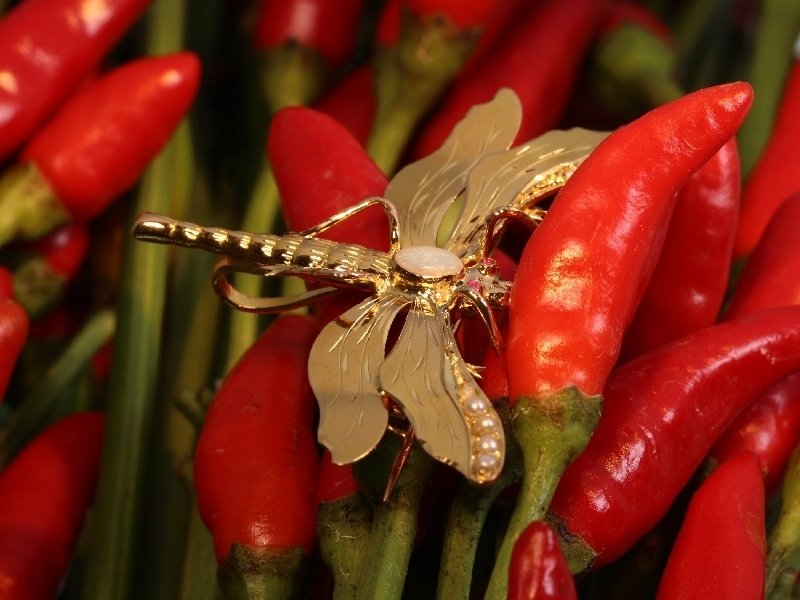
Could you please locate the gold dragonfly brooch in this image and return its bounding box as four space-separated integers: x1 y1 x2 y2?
133 89 606 490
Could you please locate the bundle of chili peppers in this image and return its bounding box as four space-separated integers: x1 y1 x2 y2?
1 0 800 599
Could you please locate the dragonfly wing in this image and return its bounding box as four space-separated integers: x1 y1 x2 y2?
379 300 505 483
310 293 411 465
384 88 522 248
446 128 609 259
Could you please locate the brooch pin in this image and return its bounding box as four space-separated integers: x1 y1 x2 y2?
133 89 606 491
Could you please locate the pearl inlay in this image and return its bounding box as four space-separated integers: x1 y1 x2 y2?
394 246 463 279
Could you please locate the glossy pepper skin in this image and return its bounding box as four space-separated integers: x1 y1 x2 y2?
508 82 753 398
0 299 28 400
508 521 577 600
0 411 104 600
21 52 200 221
412 0 607 158
0 0 151 160
253 0 365 67
708 194 800 492
656 452 765 600
735 56 800 258
548 305 800 571
620 137 741 360
194 314 321 561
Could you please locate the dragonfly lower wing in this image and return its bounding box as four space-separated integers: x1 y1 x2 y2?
310 293 411 465
379 301 505 484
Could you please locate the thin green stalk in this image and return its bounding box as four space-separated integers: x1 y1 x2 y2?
436 402 522 600
179 500 223 600
483 388 602 600
737 0 800 177
0 309 115 468
318 493 373 600
354 440 436 600
766 445 800 598
81 0 188 590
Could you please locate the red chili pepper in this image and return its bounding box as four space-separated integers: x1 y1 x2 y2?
655 452 765 600
0 299 28 401
253 0 365 67
315 65 376 146
735 55 800 258
0 267 13 300
412 0 608 158
21 52 200 221
507 521 577 600
726 192 800 320
0 411 104 600
620 137 741 360
548 305 800 571
193 315 320 593
507 83 752 397
707 193 800 492
0 0 151 161
12 222 89 318
599 1 674 44
315 451 360 505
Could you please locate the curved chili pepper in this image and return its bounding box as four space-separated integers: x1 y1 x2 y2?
508 82 753 398
483 83 753 599
0 298 28 400
412 0 607 158
0 52 200 247
315 65 376 146
735 54 800 258
548 305 800 572
0 0 151 160
508 521 577 600
194 315 320 597
707 193 800 492
0 411 104 600
620 137 741 360
655 452 765 600
11 222 89 318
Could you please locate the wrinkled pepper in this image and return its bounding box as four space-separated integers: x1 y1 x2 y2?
548 305 800 573
194 315 321 598
508 521 577 600
656 452 765 600
412 0 607 158
0 0 151 160
0 51 201 246
620 137 741 360
484 82 753 598
0 411 104 600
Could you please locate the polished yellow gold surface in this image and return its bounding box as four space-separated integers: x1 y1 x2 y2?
132 89 607 486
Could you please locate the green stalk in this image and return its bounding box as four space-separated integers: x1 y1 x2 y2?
318 493 373 600
737 0 800 177
436 401 522 600
354 438 436 600
81 1 188 594
0 309 116 468
483 388 602 600
367 14 479 175
179 501 223 600
766 445 800 598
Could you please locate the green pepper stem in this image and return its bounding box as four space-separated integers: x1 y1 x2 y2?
483 388 602 600
0 308 116 469
766 445 800 597
218 545 310 600
318 493 373 600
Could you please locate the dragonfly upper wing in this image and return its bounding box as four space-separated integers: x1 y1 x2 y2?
384 88 522 249
446 128 609 259
379 300 504 483
310 293 411 465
